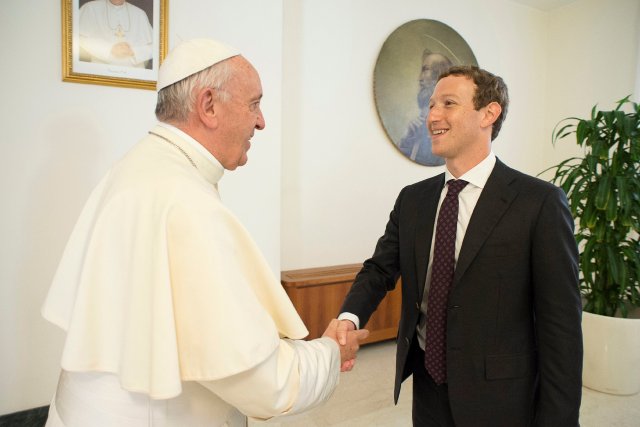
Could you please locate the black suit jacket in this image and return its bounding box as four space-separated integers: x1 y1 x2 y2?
341 159 582 426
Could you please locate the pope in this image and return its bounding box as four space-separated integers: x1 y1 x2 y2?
42 38 369 427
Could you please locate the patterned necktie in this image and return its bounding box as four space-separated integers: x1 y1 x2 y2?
424 179 469 384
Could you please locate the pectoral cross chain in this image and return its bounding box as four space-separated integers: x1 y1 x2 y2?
115 25 125 39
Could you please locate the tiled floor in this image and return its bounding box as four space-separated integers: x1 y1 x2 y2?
251 340 640 426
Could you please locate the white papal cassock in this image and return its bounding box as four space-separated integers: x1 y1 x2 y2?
42 124 340 426
79 0 153 68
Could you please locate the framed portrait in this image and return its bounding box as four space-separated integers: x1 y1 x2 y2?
373 19 478 166
62 0 168 90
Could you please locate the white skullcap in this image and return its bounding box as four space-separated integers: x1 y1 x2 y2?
156 39 240 91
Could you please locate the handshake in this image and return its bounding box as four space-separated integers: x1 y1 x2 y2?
323 319 369 372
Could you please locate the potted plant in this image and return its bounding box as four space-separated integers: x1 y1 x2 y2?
542 95 640 395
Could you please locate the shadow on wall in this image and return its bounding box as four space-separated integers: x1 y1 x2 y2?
8 110 110 414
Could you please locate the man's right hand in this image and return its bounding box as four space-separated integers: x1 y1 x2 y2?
323 319 368 372
331 319 367 371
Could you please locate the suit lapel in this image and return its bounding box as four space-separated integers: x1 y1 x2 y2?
415 175 445 302
453 160 518 285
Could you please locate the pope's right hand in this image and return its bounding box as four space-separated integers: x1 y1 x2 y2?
323 319 368 372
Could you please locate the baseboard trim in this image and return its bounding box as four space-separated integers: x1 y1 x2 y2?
0 406 48 427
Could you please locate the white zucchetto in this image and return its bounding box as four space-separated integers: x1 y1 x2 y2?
156 39 240 91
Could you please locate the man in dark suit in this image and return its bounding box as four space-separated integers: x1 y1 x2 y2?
337 66 582 426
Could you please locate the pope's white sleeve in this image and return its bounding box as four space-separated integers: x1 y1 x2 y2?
198 336 340 420
286 337 341 415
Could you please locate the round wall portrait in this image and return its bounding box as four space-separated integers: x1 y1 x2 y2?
374 19 478 166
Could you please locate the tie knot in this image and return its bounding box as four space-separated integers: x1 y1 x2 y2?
446 179 468 196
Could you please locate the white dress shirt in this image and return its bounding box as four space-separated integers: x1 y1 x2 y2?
339 152 497 348
416 152 497 350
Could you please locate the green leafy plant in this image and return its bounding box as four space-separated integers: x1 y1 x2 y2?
542 96 640 317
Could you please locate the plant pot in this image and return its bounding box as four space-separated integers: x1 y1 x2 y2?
582 310 640 395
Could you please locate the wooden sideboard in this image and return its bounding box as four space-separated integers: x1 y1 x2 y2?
281 264 401 345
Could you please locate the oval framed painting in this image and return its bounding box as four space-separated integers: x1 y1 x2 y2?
374 19 478 166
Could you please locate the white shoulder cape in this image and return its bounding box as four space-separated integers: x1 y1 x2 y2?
42 125 308 399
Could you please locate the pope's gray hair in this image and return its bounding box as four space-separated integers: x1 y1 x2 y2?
155 58 235 123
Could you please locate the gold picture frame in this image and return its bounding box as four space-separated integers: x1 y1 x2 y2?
62 0 168 90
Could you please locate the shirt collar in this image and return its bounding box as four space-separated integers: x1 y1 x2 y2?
154 122 225 186
444 151 496 189
157 122 224 168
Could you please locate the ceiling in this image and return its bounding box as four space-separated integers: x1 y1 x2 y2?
510 0 578 11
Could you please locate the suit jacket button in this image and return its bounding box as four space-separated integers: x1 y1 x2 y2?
404 337 410 346
415 302 420 310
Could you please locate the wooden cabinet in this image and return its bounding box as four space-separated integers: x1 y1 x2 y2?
281 264 401 345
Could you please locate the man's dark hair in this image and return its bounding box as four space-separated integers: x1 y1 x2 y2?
438 66 509 141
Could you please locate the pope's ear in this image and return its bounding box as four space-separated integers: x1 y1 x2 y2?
196 87 219 128
482 101 502 128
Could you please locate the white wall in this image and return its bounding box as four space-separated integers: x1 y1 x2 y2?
0 0 283 415
1 0 638 416
543 0 640 167
281 0 639 270
281 0 549 270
